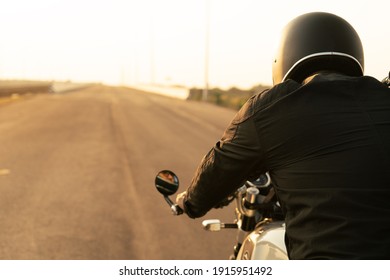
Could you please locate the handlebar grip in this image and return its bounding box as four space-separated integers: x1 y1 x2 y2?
171 204 184 215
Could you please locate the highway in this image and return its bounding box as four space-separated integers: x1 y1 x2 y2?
0 85 238 260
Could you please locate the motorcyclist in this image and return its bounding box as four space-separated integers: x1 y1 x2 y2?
176 12 390 259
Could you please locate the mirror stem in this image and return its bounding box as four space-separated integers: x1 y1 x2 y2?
164 196 183 215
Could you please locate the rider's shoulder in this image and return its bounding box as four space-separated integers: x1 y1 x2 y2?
252 80 302 109
232 80 301 124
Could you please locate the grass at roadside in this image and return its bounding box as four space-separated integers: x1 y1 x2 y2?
0 80 52 97
0 80 52 106
188 84 270 110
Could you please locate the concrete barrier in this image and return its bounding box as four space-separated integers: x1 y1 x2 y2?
129 84 190 100
50 82 92 93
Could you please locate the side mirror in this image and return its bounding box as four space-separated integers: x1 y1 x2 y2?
155 170 183 215
155 170 179 196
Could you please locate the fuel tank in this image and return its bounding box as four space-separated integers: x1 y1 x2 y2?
237 221 288 260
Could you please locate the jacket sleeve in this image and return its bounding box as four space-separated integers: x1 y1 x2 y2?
184 97 266 218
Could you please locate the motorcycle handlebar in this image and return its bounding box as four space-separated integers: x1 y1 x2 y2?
163 196 183 215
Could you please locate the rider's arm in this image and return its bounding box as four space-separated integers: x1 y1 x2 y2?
181 96 266 218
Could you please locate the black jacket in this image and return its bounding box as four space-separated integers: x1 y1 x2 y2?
184 73 390 259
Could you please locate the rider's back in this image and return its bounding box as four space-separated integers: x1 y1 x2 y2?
254 73 390 259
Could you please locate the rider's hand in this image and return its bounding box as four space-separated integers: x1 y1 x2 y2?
176 191 187 212
175 191 209 219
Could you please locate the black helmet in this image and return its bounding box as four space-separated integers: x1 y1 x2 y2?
272 12 364 85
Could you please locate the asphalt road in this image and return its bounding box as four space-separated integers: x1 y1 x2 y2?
0 85 238 260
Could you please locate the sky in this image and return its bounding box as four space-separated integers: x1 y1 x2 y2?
0 0 388 89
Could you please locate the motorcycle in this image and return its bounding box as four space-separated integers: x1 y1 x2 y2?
154 170 288 260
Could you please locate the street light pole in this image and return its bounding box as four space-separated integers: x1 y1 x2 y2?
202 0 210 101
150 14 156 85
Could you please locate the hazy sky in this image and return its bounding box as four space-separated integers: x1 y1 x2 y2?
0 0 388 89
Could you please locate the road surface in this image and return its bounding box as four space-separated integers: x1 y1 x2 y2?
0 85 239 260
